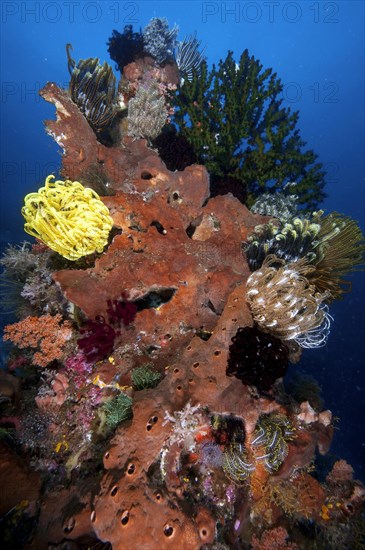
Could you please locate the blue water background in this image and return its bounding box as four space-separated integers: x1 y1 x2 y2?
1 1 364 478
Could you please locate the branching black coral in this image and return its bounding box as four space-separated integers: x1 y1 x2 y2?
172 50 326 211
154 125 198 171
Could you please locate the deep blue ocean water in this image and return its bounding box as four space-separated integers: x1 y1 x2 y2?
1 0 364 479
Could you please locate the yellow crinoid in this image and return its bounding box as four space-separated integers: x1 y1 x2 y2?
22 175 113 260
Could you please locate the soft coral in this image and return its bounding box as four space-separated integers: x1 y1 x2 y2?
77 292 137 362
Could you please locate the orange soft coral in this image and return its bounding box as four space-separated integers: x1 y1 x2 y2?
3 314 73 367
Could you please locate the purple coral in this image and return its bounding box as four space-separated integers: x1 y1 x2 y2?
77 316 117 362
77 292 137 362
106 292 137 327
65 352 94 388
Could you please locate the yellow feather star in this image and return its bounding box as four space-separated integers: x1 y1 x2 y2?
22 175 113 260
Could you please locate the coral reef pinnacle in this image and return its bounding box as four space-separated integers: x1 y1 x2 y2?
2 23 364 549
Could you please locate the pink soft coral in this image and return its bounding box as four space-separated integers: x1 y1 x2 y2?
65 352 93 388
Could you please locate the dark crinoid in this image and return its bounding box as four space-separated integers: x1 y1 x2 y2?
154 125 197 171
175 33 206 82
107 25 145 73
67 44 117 138
244 216 322 272
142 17 178 65
227 326 289 391
251 413 296 472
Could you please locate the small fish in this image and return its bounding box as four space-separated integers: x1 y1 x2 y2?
92 374 130 392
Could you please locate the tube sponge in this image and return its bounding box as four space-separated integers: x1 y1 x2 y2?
22 175 113 260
